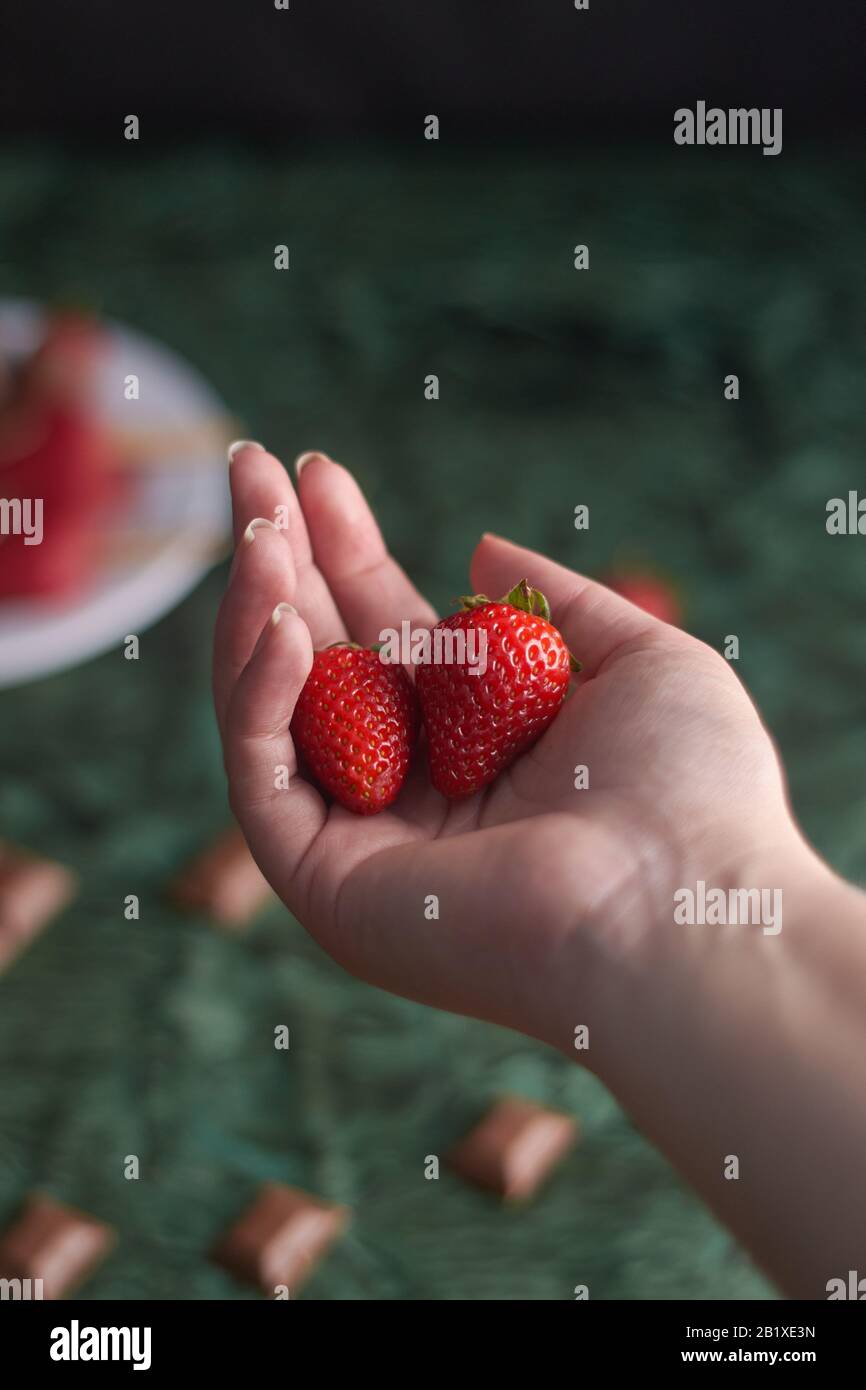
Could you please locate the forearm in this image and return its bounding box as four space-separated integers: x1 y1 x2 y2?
589 842 866 1298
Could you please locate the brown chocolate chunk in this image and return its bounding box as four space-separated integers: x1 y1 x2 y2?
170 825 273 928
211 1183 349 1295
448 1095 578 1201
0 1194 115 1299
0 842 76 972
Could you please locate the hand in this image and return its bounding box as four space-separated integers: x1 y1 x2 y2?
215 444 866 1297
213 445 799 1058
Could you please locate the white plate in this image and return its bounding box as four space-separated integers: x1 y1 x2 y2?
0 300 233 689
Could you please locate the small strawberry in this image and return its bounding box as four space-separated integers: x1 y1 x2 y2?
416 579 580 799
605 571 682 626
291 644 418 815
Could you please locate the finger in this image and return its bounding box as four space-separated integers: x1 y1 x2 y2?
296 451 437 646
228 441 267 544
229 442 347 647
470 532 665 676
213 518 297 735
224 602 326 889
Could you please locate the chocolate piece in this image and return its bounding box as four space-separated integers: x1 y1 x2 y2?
0 1194 115 1299
448 1095 578 1201
211 1183 349 1295
0 842 76 972
171 826 273 928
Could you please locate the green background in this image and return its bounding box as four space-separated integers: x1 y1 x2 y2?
1 144 864 1299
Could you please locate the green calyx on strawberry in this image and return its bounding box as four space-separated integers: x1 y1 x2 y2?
416 579 580 799
291 643 418 815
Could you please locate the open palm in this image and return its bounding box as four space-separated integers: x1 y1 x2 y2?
214 446 789 1051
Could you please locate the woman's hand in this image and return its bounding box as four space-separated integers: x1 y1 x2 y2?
212 444 799 1058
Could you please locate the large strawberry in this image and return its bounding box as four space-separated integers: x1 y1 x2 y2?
291 644 419 815
416 580 580 799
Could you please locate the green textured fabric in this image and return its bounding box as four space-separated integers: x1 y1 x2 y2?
1 144 864 1300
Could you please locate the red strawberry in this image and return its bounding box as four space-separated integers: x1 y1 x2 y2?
605 571 682 626
0 405 125 599
416 580 580 799
291 644 418 815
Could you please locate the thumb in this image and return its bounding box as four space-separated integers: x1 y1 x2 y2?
470 533 666 676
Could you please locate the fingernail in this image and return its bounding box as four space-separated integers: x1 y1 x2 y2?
271 602 297 626
294 450 327 477
243 516 280 545
228 439 264 465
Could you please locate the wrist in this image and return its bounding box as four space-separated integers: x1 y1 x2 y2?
578 833 866 1297
572 821 827 1084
